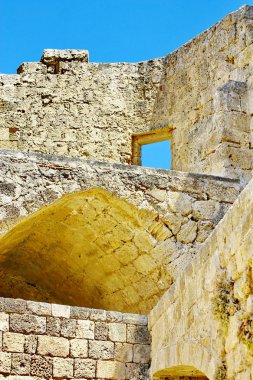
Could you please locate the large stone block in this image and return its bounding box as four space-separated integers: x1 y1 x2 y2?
10 314 46 334
109 323 127 342
74 358 96 378
37 336 69 357
89 340 114 359
3 332 25 353
97 360 126 379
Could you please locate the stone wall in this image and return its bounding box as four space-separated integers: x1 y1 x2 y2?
0 49 163 165
149 176 253 379
0 297 150 380
1 7 253 181
152 5 253 183
0 150 240 313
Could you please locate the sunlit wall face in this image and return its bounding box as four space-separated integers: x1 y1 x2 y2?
141 140 171 170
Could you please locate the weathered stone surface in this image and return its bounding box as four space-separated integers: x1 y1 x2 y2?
3 332 25 352
97 360 126 379
115 342 133 362
76 320 94 339
30 355 52 378
37 336 69 357
0 313 9 331
74 358 96 378
70 339 88 358
89 340 114 359
109 323 126 342
10 314 46 334
53 357 74 378
127 325 150 344
11 353 30 375
150 177 253 380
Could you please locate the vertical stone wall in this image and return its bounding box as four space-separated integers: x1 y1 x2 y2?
0 298 150 379
1 7 253 181
152 5 253 182
149 177 253 380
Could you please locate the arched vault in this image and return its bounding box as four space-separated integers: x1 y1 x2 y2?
0 188 173 313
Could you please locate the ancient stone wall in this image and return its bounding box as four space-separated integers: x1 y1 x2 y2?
0 297 150 379
149 176 253 380
0 150 240 314
1 7 253 181
0 49 163 165
152 5 253 183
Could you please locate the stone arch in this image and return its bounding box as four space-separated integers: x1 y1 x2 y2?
0 188 175 314
151 342 221 380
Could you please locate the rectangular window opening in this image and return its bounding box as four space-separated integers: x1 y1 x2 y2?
132 127 173 170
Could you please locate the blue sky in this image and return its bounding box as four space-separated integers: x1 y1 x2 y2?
1 0 251 168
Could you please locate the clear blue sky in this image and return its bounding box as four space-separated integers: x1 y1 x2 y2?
1 0 251 169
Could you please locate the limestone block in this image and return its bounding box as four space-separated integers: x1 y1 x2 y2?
148 189 167 202
115 342 133 362
3 332 25 352
89 308 107 321
53 357 73 378
76 320 94 339
97 360 126 379
10 314 46 334
133 344 151 363
47 316 61 336
0 312 9 331
127 324 150 344
70 339 88 358
122 314 147 325
0 352 11 373
89 340 114 359
196 221 214 243
167 191 193 215
30 355 52 378
41 49 89 64
11 353 31 375
176 220 197 243
126 363 149 380
95 322 108 340
61 318 77 338
192 200 220 220
162 211 182 235
70 306 90 319
109 323 127 342
52 303 70 318
37 336 69 357
106 310 123 323
24 335 37 354
74 358 96 378
27 301 52 316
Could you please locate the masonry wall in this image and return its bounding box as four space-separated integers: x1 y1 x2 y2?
0 50 163 165
152 5 253 182
1 7 253 181
0 150 240 314
149 176 253 380
0 297 150 380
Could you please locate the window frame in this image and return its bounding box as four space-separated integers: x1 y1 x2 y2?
131 126 174 166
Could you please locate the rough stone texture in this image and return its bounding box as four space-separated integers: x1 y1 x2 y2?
0 299 150 379
0 5 253 380
150 177 253 379
0 150 239 313
1 7 253 183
